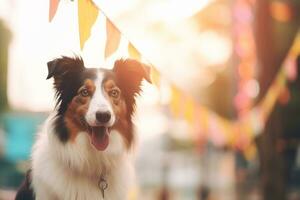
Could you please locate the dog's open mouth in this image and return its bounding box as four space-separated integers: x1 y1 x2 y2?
89 126 110 151
80 118 111 151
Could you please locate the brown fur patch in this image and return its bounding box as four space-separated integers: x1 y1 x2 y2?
64 79 95 141
103 79 133 148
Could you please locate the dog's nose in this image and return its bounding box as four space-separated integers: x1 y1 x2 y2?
95 111 111 123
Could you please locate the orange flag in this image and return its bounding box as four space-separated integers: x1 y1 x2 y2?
78 0 99 49
105 18 121 58
49 0 60 22
128 43 141 60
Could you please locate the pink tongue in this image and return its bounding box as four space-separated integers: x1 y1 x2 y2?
91 127 109 151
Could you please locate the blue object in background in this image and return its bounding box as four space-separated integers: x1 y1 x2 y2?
1 112 47 162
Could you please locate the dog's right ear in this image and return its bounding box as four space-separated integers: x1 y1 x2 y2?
47 59 59 79
46 56 85 80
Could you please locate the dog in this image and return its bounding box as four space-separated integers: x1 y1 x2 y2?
15 56 151 200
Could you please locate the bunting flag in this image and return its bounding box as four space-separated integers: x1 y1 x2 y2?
49 0 60 22
259 69 286 122
78 0 99 49
220 119 236 147
183 97 195 125
150 67 161 87
248 108 264 136
244 143 257 161
169 86 182 118
105 18 121 58
291 34 300 56
128 43 141 60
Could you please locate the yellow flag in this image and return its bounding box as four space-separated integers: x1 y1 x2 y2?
243 143 257 161
105 18 121 58
170 85 181 117
78 0 99 49
151 67 161 88
259 69 286 122
219 119 235 147
231 123 240 149
183 97 195 125
290 33 300 56
128 43 141 60
235 120 253 151
49 0 60 22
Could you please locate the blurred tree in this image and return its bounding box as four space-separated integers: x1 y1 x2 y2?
254 0 300 199
0 19 11 112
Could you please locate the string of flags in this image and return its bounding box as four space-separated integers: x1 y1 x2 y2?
49 0 300 160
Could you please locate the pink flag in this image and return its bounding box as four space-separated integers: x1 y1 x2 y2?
49 0 60 22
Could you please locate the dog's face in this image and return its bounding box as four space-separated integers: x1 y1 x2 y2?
47 56 151 151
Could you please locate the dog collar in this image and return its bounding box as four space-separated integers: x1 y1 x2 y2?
98 173 108 199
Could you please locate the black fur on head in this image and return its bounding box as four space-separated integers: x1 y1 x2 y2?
113 58 152 117
47 56 86 115
47 56 97 142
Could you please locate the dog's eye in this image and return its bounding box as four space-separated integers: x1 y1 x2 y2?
80 88 89 97
109 89 120 98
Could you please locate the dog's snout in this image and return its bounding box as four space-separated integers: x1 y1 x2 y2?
95 111 111 123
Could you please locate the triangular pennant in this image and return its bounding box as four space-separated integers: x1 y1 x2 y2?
243 143 257 161
49 0 60 22
183 97 195 125
259 69 286 122
219 119 235 148
151 67 161 88
105 18 121 58
234 121 252 151
78 0 99 49
291 34 300 56
128 43 141 60
170 85 181 117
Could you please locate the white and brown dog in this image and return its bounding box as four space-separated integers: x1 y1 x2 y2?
15 56 151 200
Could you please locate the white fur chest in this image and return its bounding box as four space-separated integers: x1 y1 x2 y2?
31 117 134 200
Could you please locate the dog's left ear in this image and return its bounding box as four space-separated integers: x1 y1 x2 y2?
113 59 152 96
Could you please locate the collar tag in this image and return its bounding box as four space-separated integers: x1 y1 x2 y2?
98 176 108 199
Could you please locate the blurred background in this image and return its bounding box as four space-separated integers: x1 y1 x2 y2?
0 0 300 199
